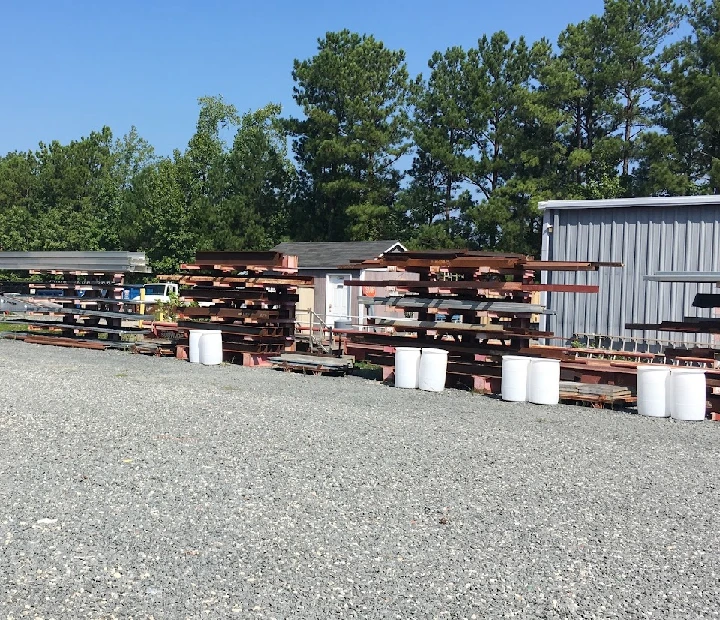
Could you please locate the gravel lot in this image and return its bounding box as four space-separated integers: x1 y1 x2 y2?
1 339 719 619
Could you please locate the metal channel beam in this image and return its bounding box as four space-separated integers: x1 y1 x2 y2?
0 251 149 273
644 271 720 283
359 296 550 314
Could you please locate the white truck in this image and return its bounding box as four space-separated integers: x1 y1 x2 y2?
127 282 179 304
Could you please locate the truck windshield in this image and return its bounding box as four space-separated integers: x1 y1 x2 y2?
143 285 166 295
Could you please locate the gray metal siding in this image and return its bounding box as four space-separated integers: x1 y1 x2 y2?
541 205 720 347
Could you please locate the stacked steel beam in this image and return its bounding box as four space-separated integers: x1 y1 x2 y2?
0 253 152 348
340 250 620 394
0 251 150 273
473 268 720 414
166 251 310 365
626 271 720 418
627 271 720 336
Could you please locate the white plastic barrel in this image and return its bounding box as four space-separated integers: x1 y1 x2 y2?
418 348 448 392
199 331 223 366
189 329 205 364
670 369 706 421
501 356 532 402
637 366 671 417
394 347 421 389
528 358 560 405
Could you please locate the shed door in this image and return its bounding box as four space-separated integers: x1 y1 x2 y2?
326 274 351 323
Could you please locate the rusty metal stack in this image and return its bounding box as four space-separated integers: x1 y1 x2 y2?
168 251 311 365
339 250 620 393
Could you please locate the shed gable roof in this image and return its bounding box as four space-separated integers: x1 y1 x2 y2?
272 241 405 269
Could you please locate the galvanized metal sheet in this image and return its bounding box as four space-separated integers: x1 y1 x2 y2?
540 203 720 347
0 251 149 272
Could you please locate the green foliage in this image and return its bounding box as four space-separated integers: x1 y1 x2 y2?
404 223 468 250
289 30 411 241
407 31 557 252
155 290 184 322
649 0 720 194
130 158 193 273
603 0 681 179
552 14 621 190
204 103 295 251
408 47 473 233
0 128 119 251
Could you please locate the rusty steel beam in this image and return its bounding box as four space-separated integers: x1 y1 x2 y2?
344 279 599 293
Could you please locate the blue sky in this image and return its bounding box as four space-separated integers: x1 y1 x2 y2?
1 0 605 157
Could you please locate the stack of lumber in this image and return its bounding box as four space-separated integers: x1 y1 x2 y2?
662 346 719 367
131 340 177 357
339 250 620 392
165 251 310 365
559 381 635 408
627 319 720 334
628 271 720 335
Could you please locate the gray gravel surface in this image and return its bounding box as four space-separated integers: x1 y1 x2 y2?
1 339 719 619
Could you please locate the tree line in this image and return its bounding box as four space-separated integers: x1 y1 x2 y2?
0 0 718 271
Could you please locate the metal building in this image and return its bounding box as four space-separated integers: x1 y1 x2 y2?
539 196 720 349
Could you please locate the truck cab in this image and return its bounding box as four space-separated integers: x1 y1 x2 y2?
132 282 179 303
122 282 179 305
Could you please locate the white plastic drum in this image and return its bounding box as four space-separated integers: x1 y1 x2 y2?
670 369 706 421
665 371 674 417
394 347 421 389
418 348 448 392
527 358 560 405
189 329 205 364
199 331 223 366
636 366 671 417
501 355 532 402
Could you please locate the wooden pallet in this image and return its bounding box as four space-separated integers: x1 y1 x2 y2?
131 340 176 356
558 381 636 408
268 354 353 376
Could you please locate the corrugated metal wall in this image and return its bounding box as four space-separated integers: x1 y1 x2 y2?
540 204 720 348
